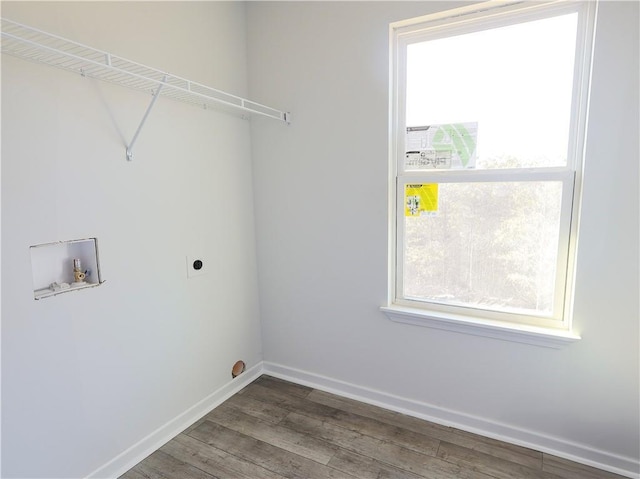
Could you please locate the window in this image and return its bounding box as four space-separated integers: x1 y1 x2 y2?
382 1 596 346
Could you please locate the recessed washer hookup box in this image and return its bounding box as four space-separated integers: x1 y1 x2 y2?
30 237 104 300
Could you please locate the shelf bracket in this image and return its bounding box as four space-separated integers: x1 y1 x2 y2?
126 76 167 161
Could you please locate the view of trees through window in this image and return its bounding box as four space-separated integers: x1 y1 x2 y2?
399 10 580 319
403 179 563 316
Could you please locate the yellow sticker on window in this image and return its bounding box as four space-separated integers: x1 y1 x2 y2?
405 184 438 216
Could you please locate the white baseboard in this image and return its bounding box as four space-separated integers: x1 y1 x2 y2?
86 362 264 479
263 361 640 479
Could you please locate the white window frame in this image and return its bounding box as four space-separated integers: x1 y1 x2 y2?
382 0 597 347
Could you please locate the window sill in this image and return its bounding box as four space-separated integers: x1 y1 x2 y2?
380 305 581 348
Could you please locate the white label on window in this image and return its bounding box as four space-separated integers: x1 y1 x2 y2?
406 123 478 170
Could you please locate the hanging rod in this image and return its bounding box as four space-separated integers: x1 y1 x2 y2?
1 18 291 125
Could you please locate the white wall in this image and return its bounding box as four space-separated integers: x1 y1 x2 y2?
2 2 264 477
247 1 639 476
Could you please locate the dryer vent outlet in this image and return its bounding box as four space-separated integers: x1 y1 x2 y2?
232 360 246 378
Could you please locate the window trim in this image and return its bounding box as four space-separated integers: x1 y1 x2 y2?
383 0 597 345
380 305 581 348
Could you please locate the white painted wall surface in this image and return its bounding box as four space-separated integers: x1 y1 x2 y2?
247 1 639 476
2 2 264 477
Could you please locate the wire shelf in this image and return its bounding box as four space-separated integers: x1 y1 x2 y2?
1 18 290 123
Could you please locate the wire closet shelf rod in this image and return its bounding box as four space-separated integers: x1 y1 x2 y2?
1 18 291 124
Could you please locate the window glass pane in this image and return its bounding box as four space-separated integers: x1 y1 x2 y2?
402 181 563 317
405 13 578 170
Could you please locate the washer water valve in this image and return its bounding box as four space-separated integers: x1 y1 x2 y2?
73 258 86 284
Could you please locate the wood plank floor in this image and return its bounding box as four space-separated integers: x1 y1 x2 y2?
120 375 626 479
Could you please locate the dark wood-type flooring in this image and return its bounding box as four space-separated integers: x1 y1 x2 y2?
120 375 627 479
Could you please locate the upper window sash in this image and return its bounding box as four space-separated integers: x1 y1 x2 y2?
392 0 596 177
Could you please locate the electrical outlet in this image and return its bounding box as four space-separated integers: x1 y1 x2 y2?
186 255 208 278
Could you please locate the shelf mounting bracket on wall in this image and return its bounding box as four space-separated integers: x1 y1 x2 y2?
1 17 292 159
126 76 166 161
